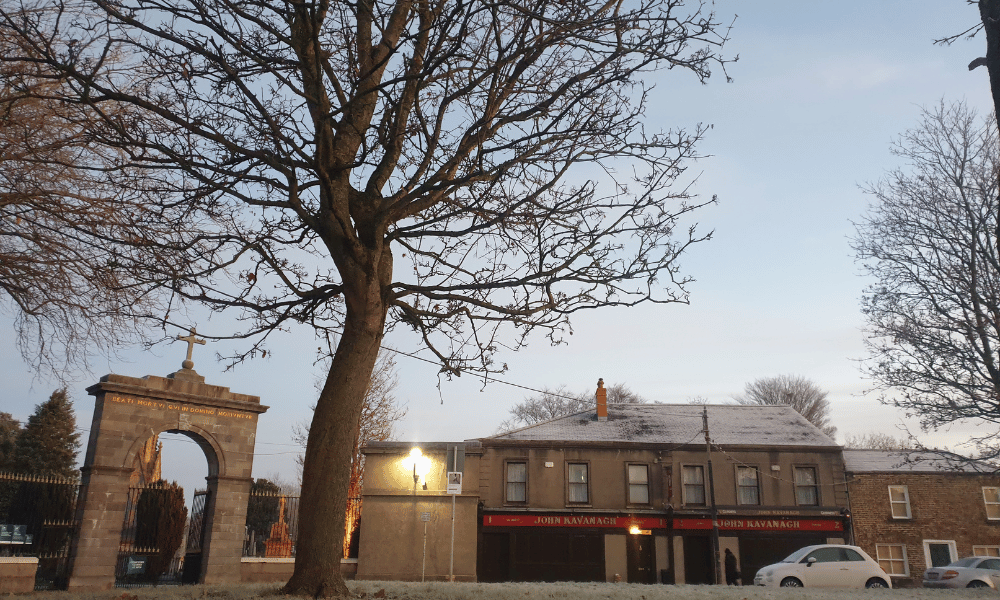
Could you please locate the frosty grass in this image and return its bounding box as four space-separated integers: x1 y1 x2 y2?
21 581 996 600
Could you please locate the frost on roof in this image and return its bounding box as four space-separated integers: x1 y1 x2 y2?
843 449 994 473
489 404 838 447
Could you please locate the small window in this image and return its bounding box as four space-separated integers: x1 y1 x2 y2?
973 545 1000 557
923 540 957 568
984 487 1000 520
567 463 589 503
506 461 526 503
876 544 909 576
627 464 649 505
889 485 911 519
793 467 819 506
736 466 760 505
682 465 705 506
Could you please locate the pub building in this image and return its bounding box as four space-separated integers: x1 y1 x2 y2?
357 382 850 583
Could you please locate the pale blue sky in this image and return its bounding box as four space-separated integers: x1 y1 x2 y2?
1 1 996 493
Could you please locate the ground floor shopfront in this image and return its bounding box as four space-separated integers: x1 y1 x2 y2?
478 511 848 584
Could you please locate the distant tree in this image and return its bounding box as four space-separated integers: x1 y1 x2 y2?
0 5 182 378
733 375 837 438
293 351 405 557
853 103 1000 460
245 478 282 557
134 481 187 581
0 413 19 471
498 382 647 432
842 432 914 451
11 388 80 478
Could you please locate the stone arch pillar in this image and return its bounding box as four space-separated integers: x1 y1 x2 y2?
67 366 268 591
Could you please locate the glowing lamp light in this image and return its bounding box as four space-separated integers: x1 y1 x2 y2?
405 447 432 490
629 525 642 535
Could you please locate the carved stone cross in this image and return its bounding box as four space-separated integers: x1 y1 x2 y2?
177 327 206 370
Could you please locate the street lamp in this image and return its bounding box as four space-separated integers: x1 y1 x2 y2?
405 447 431 494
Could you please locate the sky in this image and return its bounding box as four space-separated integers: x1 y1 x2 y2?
2 1 998 497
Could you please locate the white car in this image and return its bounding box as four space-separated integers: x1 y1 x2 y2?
753 544 892 589
923 556 1000 589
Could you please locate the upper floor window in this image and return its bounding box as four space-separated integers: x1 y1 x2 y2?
682 465 705 506
627 464 649 504
505 461 526 503
984 487 1000 520
889 485 911 519
793 466 818 506
736 466 760 505
567 463 589 503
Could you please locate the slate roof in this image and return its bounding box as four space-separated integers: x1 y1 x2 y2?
488 404 839 448
843 449 995 473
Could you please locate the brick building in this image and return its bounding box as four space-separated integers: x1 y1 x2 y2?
844 449 1000 588
358 387 850 583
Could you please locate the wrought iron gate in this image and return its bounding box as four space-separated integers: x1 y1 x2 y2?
115 483 188 588
181 490 209 583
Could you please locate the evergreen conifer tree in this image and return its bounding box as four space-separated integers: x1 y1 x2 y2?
11 388 80 479
0 413 19 472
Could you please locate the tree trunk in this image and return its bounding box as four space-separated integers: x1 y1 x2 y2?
283 281 387 597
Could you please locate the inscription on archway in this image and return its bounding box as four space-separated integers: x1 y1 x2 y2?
67 359 268 591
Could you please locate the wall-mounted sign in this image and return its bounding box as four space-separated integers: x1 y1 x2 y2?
483 514 666 529
675 518 843 532
447 472 462 495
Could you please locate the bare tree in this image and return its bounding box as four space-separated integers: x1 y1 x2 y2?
936 2 1000 124
293 350 405 557
498 381 645 432
842 432 913 451
1 0 732 594
733 375 837 438
853 102 1000 460
0 6 196 378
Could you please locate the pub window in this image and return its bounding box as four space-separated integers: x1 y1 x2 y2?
506 461 526 503
736 466 760 505
567 463 589 504
984 487 1000 520
973 545 1000 557
793 466 819 506
627 464 649 505
682 465 705 506
889 485 911 519
875 544 909 576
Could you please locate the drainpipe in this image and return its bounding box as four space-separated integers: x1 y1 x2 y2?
703 406 721 584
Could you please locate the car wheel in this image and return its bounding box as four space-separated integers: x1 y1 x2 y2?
967 580 990 589
780 577 803 587
865 578 889 589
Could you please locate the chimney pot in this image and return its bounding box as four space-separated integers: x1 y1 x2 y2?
596 378 608 421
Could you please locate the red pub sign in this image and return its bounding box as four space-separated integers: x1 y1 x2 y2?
483 514 666 529
675 518 842 532
483 514 842 532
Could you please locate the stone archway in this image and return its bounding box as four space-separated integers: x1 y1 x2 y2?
67 355 268 591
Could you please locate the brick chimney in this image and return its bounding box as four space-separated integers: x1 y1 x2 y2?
596 378 607 421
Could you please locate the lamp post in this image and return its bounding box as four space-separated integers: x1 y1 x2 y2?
406 447 432 580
